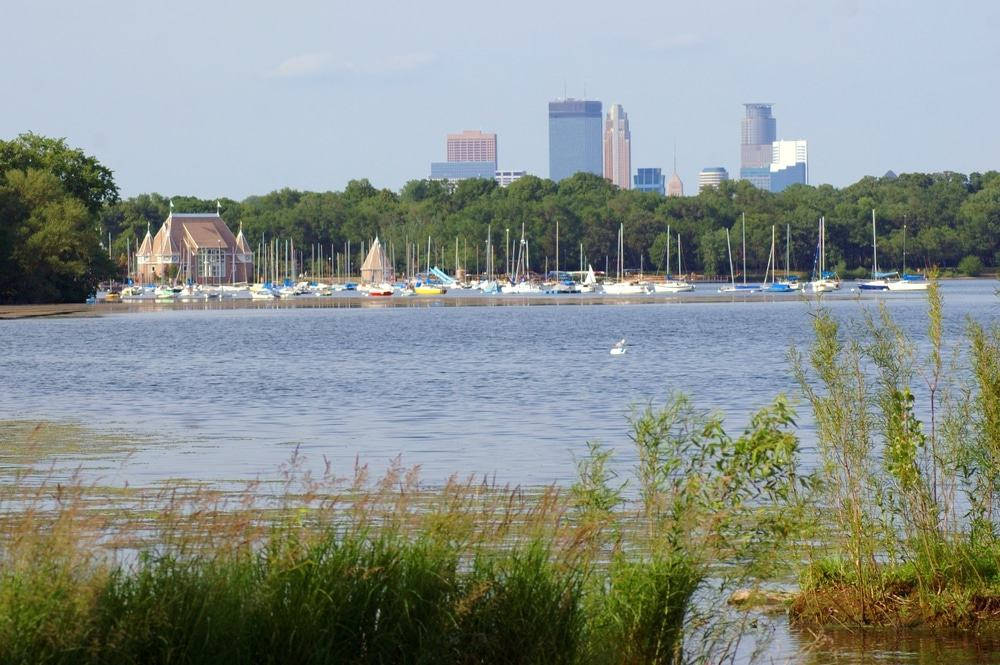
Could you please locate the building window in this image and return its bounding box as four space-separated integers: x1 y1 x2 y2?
199 248 225 278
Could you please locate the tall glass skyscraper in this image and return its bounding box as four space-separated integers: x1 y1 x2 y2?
548 99 603 182
740 103 776 191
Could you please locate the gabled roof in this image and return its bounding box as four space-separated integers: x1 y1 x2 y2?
181 220 231 249
151 217 179 256
137 226 153 256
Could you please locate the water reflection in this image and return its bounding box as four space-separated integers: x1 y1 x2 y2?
788 624 1000 664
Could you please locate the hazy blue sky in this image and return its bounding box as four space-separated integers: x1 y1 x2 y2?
3 0 997 199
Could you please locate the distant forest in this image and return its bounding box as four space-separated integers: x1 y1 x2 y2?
2 132 998 303
103 171 1000 280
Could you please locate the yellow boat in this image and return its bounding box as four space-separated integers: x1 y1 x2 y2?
414 285 447 295
104 292 121 303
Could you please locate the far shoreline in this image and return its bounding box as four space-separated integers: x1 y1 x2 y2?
2 277 995 320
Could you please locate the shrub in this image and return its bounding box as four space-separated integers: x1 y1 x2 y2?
958 255 985 277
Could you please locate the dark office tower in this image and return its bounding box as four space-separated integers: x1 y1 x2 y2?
548 99 603 182
740 103 776 191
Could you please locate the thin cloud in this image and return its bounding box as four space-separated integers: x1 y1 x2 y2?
268 51 435 79
270 52 334 78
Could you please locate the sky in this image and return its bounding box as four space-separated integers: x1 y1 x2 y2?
2 0 998 199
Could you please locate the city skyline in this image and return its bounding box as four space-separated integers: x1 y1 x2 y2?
3 1 997 198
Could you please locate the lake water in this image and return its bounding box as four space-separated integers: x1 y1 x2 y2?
2 279 999 663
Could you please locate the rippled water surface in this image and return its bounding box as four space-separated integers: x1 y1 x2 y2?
3 280 999 663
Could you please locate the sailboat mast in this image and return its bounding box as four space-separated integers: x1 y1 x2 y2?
726 227 735 287
742 212 747 284
555 218 559 278
902 223 907 274
786 224 790 279
666 225 671 277
819 217 824 275
872 209 878 275
677 234 682 276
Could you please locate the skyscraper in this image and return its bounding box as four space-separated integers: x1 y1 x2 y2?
698 167 729 192
666 152 683 197
740 103 776 191
447 130 497 166
430 129 497 181
769 139 808 192
548 99 603 182
602 104 631 189
633 168 665 195
667 171 684 197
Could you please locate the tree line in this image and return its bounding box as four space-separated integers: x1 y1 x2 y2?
103 170 1000 282
2 132 999 303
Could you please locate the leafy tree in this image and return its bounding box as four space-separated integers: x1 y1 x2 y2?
0 133 117 214
0 168 114 303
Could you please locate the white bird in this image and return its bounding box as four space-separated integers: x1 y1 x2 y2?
610 338 627 355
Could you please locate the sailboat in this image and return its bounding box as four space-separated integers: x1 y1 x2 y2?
579 264 601 293
777 224 802 290
603 223 648 294
886 222 928 291
719 213 759 293
761 225 794 292
809 216 841 293
858 210 895 291
653 228 694 293
501 224 541 294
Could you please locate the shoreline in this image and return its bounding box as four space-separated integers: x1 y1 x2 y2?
3 284 979 320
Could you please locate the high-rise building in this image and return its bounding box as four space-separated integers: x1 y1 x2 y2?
633 168 665 195
602 104 631 189
769 139 808 192
548 99 603 182
430 129 498 181
447 130 497 166
667 171 684 197
698 167 730 193
740 103 776 191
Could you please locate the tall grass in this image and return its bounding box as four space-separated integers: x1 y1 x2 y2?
0 399 802 664
791 275 1000 628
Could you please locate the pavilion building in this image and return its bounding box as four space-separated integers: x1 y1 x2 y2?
135 209 254 284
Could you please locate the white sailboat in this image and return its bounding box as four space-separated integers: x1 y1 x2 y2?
719 213 758 293
886 222 928 291
809 216 841 293
653 228 693 293
603 223 648 294
858 210 893 291
579 264 601 293
501 223 541 294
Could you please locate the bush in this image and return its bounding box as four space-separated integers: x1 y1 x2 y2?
958 255 985 276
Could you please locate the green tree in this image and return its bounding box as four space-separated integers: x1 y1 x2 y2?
0 133 117 214
0 168 114 303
